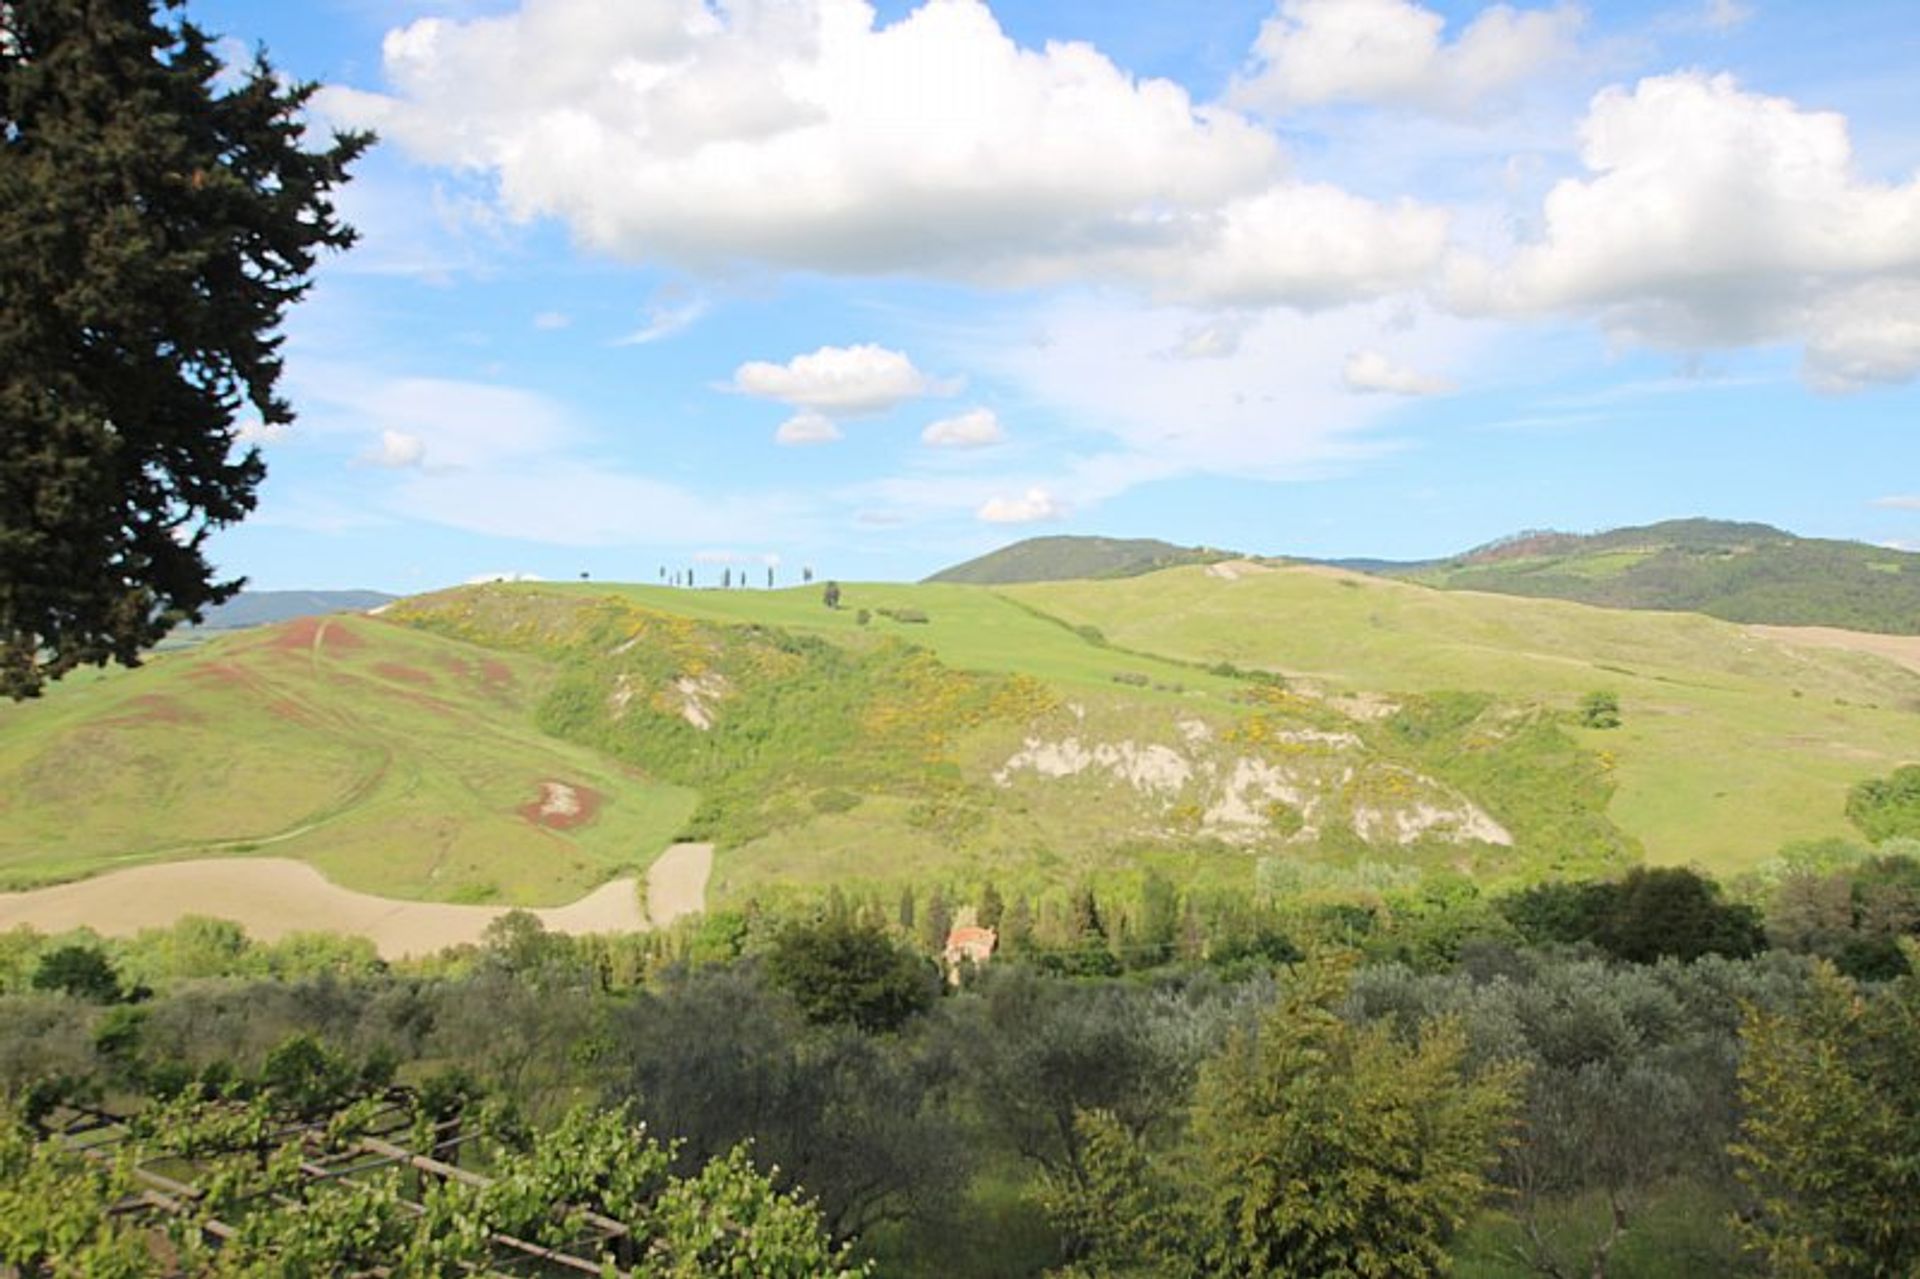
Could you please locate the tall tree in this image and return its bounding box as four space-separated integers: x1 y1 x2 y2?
1733 954 1920 1277
1 0 368 697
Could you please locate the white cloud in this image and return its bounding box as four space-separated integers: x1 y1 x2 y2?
235 417 290 446
734 344 944 414
978 487 1067 524
1168 316 1252 360
465 571 545 584
1232 0 1583 116
980 294 1486 488
329 0 1450 310
362 428 429 468
533 310 572 330
922 407 1005 449
1450 72 1920 388
1342 349 1454 395
1699 0 1753 31
1871 495 1920 512
775 410 844 445
1130 184 1451 308
614 288 707 345
297 369 575 469
291 366 802 547
1803 280 1920 393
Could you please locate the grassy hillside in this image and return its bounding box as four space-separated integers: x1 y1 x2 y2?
926 534 1231 584
0 614 695 903
1007 561 1920 872
7 562 1916 907
1395 518 1920 633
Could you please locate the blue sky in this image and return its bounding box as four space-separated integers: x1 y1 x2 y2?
185 0 1920 590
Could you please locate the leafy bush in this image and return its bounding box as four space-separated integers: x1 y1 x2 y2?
1847 764 1920 842
1579 690 1622 729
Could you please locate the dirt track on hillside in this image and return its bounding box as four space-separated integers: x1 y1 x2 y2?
643 842 712 928
0 843 715 960
1746 624 1920 677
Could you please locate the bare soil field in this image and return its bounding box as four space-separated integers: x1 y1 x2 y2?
1745 623 1920 677
0 843 714 960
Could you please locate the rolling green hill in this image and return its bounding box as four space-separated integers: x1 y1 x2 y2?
5 561 1919 910
0 613 695 903
1389 518 1920 634
1007 559 1920 871
926 534 1232 584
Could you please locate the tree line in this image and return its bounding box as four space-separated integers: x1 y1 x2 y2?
3 857 1917 1276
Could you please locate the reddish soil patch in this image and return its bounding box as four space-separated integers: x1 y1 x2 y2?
269 616 367 655
518 780 604 831
321 620 367 652
103 693 199 727
439 653 515 699
374 662 436 687
271 616 326 653
188 662 249 689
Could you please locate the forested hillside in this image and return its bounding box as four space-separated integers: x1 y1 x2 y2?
927 535 1232 584
1392 519 1920 633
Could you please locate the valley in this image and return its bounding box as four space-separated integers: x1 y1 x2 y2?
3 554 1916 941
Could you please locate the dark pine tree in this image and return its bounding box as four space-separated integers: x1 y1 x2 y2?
1 0 369 696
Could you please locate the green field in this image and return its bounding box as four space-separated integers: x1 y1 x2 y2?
0 613 695 903
1005 563 1920 872
3 564 1917 904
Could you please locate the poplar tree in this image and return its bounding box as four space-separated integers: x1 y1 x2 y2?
1 0 368 697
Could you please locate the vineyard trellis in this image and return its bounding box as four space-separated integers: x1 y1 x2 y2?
40 1090 631 1276
5 1074 866 1278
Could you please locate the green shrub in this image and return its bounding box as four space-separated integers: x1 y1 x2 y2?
1847 764 1920 842
1579 690 1622 729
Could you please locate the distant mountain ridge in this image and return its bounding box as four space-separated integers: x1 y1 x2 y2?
192 590 397 631
931 522 1920 634
925 535 1233 584
1386 518 1920 635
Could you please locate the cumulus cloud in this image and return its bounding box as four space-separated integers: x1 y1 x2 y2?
1133 184 1450 308
978 487 1068 524
734 344 944 414
327 0 1450 310
922 407 1005 448
1450 72 1920 388
1342 349 1454 395
774 410 844 446
1803 280 1920 392
362 429 429 468
1232 0 1583 115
